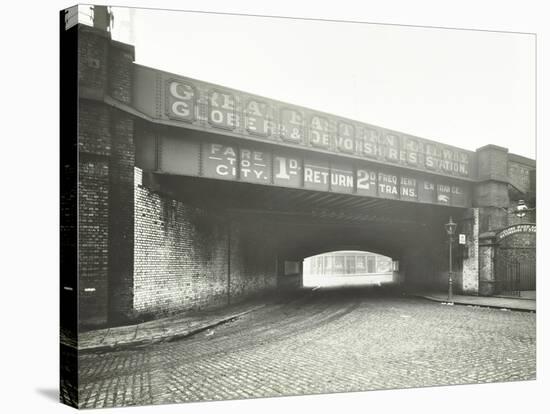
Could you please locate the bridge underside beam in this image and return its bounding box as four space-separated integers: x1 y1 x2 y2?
149 173 464 231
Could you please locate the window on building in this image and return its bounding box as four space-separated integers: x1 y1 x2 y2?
356 256 366 272
334 256 344 274
346 256 355 274
367 255 376 273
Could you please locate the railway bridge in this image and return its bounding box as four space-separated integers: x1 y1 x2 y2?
62 24 536 328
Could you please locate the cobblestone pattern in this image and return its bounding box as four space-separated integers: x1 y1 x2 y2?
76 291 536 408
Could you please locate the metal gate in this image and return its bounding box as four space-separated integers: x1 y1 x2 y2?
495 250 536 296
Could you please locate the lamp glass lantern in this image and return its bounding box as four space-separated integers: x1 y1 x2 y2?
445 217 457 236
514 199 528 218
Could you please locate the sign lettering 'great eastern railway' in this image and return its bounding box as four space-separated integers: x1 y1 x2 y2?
132 65 474 180
136 132 471 208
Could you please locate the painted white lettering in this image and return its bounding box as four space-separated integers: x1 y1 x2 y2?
171 101 190 117
210 110 223 124
304 167 313 182
221 94 234 110
289 111 302 125
275 157 290 179
248 101 262 116
246 117 257 131
223 147 236 158
216 165 229 176
210 144 222 155
169 82 193 100
226 112 237 127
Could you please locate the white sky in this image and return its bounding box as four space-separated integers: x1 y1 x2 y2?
107 7 535 159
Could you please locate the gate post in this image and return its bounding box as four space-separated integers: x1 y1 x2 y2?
473 144 510 296
478 232 497 296
461 208 479 294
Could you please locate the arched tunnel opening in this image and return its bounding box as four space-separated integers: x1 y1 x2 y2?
135 171 469 318
302 250 398 288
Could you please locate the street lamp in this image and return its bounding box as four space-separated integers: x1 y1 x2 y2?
444 217 457 303
513 199 530 219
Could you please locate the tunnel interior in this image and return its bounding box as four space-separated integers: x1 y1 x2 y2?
302 250 396 288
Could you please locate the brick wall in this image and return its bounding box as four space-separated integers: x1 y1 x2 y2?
108 41 134 103
228 218 278 298
461 208 479 294
133 168 277 319
107 112 135 323
77 25 136 327
78 101 111 155
77 102 136 326
78 157 110 325
78 27 109 94
78 97 113 328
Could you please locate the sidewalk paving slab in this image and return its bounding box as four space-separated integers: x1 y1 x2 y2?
64 289 315 353
415 292 536 312
75 304 265 353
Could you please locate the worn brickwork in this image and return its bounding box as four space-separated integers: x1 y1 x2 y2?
133 168 277 319
108 41 134 104
474 182 509 210
78 157 110 325
508 161 534 194
497 232 536 281
107 112 136 323
78 27 109 95
78 58 113 327
461 208 479 294
78 101 112 155
228 219 278 299
478 237 496 296
77 25 136 327
476 145 509 183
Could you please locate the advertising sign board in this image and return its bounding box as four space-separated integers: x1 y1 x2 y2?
133 65 475 180
139 133 472 208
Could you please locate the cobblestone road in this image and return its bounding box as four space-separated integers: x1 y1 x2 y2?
77 288 536 408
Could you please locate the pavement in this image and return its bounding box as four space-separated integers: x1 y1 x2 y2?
63 290 314 353
416 291 536 312
63 287 536 354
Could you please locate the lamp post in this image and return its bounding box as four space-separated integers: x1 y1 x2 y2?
444 217 457 303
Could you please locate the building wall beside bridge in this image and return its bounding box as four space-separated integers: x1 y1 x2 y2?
133 167 278 319
70 25 535 328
